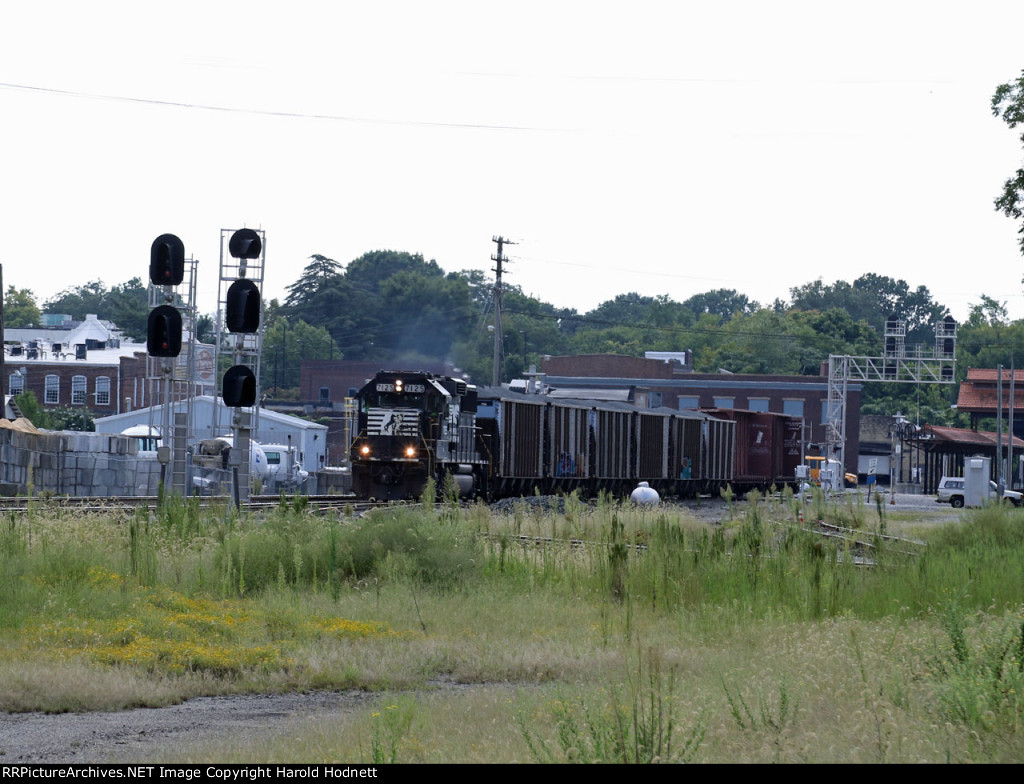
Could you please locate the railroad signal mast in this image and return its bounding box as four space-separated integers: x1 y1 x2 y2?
826 315 957 472
213 227 265 506
146 234 199 492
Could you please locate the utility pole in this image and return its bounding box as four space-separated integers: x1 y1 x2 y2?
1010 357 1016 489
997 364 1004 492
491 236 514 387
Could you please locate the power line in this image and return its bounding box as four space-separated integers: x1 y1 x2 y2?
0 81 576 133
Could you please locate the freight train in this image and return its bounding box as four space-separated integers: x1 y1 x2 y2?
351 369 806 502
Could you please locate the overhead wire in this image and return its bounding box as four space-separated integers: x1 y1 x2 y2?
0 81 578 133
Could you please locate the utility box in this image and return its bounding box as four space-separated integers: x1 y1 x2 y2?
964 456 991 508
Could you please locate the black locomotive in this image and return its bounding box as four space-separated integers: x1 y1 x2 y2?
351 370 488 500
351 370 803 501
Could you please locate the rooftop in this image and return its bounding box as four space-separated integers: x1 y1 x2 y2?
956 368 1024 413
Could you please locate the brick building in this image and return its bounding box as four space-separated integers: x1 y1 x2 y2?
297 359 459 405
540 353 863 476
4 315 216 417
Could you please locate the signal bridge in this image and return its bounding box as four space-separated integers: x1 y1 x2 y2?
826 316 958 474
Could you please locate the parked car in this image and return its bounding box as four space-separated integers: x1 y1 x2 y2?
936 476 1022 508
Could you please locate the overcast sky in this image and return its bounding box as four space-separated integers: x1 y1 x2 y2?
3 1 1024 327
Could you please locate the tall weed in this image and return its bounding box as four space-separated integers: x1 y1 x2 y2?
928 594 1024 736
215 506 481 595
518 647 705 763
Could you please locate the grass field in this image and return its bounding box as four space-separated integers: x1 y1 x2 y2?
2 485 1023 763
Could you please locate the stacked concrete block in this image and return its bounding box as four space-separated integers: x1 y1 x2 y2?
131 460 162 496
0 427 165 497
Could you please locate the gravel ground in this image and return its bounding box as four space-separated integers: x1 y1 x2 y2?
0 691 377 764
0 491 957 764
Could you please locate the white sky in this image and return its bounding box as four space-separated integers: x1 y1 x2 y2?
3 0 1024 325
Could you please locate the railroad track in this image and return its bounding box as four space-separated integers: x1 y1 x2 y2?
0 494 379 515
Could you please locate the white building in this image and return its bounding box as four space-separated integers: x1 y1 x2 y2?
95 395 328 473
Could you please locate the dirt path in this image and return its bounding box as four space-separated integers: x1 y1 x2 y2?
0 691 376 763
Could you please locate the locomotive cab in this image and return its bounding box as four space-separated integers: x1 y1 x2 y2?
351 370 486 500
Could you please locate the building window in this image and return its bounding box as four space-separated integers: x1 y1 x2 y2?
713 396 734 409
72 375 87 405
678 396 700 410
95 376 111 406
45 374 60 405
9 373 24 396
783 398 804 417
821 400 836 424
649 391 663 408
747 397 770 412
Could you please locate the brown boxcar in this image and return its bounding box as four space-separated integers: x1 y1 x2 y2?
704 408 800 490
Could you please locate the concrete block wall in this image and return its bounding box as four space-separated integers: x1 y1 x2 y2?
0 428 162 497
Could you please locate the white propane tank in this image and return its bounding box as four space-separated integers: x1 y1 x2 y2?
630 481 660 505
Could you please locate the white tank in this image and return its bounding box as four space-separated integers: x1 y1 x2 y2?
630 481 660 505
193 436 270 482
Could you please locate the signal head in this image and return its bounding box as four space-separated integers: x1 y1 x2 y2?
146 305 183 357
225 278 261 333
222 365 257 408
150 234 185 286
228 228 262 260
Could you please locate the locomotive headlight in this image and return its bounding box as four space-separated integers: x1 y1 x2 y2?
395 379 403 390
360 445 371 456
404 446 417 458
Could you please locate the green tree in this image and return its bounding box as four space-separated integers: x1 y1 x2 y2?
104 278 149 341
682 289 758 324
13 391 53 429
955 295 1024 383
195 313 215 344
3 286 41 328
40 278 150 340
48 407 95 432
992 70 1024 255
262 319 342 392
376 269 473 358
280 250 483 363
283 255 344 311
43 280 109 318
790 274 946 343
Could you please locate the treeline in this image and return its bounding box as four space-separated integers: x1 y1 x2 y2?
7 250 1022 425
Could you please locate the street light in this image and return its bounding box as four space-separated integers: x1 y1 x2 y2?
890 412 909 492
